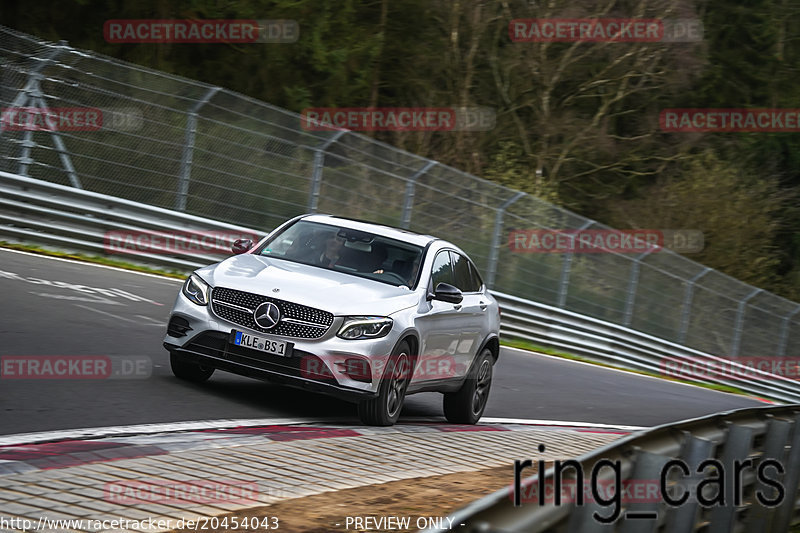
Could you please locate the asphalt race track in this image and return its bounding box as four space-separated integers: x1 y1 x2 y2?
0 248 763 436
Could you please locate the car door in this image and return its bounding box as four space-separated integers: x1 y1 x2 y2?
448 251 487 372
415 249 465 383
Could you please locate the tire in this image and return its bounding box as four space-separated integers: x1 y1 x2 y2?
443 348 493 424
358 341 412 426
170 352 215 383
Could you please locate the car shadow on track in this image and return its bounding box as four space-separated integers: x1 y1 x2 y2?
162 372 446 423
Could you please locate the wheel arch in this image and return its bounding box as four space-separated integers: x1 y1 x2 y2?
480 334 500 363
397 333 420 365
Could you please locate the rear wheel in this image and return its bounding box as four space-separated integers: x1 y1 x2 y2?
443 348 493 424
170 352 215 383
358 341 412 426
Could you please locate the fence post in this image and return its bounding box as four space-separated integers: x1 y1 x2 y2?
730 288 762 357
1 43 83 188
175 86 220 211
0 42 66 135
557 220 595 308
623 248 655 327
777 305 800 357
307 130 347 213
485 192 525 289
17 130 34 177
400 160 437 229
678 267 710 344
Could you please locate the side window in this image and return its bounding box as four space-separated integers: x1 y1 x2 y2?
468 260 484 291
451 252 481 292
430 251 454 289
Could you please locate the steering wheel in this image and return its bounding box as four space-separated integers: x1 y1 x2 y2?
379 271 409 285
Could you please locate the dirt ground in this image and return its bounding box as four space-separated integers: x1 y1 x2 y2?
169 464 540 533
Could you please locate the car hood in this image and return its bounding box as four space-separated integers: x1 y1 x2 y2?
196 254 420 316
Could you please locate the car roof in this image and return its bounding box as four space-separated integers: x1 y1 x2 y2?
301 214 439 247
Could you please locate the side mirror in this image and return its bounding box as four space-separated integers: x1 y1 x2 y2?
429 282 463 304
231 239 253 255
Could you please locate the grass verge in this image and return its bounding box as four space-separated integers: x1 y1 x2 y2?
0 241 188 279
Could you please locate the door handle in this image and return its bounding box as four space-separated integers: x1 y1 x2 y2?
479 301 487 311
453 304 462 310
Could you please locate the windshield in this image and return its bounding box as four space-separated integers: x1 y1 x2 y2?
255 220 424 289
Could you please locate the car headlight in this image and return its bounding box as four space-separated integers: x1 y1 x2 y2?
182 274 210 306
337 316 393 340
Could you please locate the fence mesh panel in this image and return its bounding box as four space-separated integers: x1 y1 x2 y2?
1 25 798 360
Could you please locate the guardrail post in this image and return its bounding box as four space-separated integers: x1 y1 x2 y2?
485 192 525 289
708 424 754 533
557 220 595 308
744 418 791 531
773 415 800 532
678 267 710 344
664 435 714 533
307 130 347 213
175 86 220 211
730 288 762 357
618 451 669 533
623 248 655 327
777 305 800 357
400 160 436 229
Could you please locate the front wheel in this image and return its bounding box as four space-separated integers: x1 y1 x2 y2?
170 352 215 383
358 341 412 426
443 348 493 424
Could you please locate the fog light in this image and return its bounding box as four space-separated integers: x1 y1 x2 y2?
167 315 192 337
336 358 372 382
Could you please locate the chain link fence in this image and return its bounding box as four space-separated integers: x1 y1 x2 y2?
1 25 798 361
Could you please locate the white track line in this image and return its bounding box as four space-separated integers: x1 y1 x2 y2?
0 247 183 282
480 417 645 431
0 416 644 446
0 418 317 446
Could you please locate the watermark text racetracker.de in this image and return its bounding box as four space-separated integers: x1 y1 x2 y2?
508 229 704 254
104 19 298 43
1 355 152 380
661 108 800 132
1 107 102 131
301 107 496 132
104 479 279 504
662 357 800 381
104 230 261 256
300 354 467 383
0 107 143 132
509 18 703 42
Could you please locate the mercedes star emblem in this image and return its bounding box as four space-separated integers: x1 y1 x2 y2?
253 301 281 329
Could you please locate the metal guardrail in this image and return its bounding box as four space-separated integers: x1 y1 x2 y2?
495 291 800 403
421 404 800 532
0 170 265 271
3 168 800 404
1 25 799 362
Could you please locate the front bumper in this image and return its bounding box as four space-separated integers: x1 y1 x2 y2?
165 333 377 402
163 290 401 397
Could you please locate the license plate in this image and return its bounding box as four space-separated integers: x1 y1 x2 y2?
231 330 292 357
